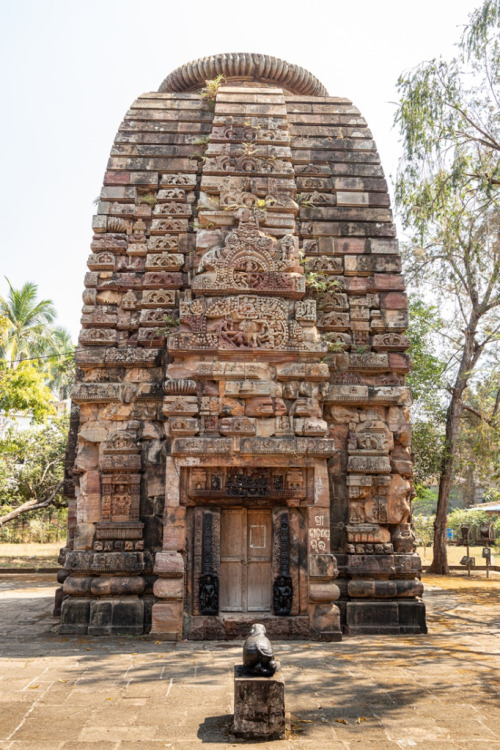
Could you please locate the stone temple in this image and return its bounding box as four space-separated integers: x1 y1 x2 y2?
59 53 427 640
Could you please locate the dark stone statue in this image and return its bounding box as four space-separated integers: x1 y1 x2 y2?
199 573 218 615
242 623 277 677
273 574 293 616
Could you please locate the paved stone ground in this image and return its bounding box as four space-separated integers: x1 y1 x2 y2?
0 574 499 749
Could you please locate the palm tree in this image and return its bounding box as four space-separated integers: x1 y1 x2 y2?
42 325 75 399
0 279 56 365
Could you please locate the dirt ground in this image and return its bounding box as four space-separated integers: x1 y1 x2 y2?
417 545 499 566
0 543 62 570
0 573 499 749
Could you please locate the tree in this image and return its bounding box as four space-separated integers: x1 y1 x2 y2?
454 375 500 503
0 280 75 413
0 417 67 527
395 0 500 573
413 515 435 562
41 326 75 400
0 362 55 423
0 279 56 364
405 297 448 489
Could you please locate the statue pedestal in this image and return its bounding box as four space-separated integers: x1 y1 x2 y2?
233 664 286 740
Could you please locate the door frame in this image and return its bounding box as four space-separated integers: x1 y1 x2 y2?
219 506 272 613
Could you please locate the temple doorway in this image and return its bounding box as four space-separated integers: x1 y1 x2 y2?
219 508 272 613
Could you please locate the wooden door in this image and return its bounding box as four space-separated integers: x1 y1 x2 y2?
219 508 271 612
220 508 245 611
247 509 272 611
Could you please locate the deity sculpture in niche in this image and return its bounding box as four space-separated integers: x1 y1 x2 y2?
273 513 293 616
199 512 219 616
193 207 303 296
199 573 219 616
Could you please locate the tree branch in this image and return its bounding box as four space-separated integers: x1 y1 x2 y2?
462 403 500 431
0 481 64 526
448 100 500 151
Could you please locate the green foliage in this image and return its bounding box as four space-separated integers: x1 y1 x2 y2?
406 297 446 413
0 417 68 525
484 487 500 502
40 326 75 400
413 507 500 547
464 0 500 56
201 75 225 107
413 514 435 546
137 193 157 207
256 198 275 210
395 3 500 569
0 362 55 422
395 0 500 294
0 508 67 543
222 197 275 213
413 508 500 547
193 135 211 146
406 297 448 486
455 376 500 492
412 418 447 488
321 334 347 353
395 0 500 211
413 486 438 516
447 507 500 542
154 314 180 340
0 280 74 406
303 271 341 296
296 194 315 208
0 279 56 363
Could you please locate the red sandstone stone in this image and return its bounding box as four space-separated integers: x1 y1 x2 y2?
389 353 412 371
62 56 425 644
154 551 184 577
104 171 131 185
150 601 183 636
373 274 406 291
380 291 408 309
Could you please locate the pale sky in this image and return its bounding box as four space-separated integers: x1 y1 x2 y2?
0 0 480 341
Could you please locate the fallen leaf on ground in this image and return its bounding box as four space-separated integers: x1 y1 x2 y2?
29 685 39 689
356 717 368 723
335 718 348 724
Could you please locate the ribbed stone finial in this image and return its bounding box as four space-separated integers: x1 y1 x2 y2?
158 52 328 96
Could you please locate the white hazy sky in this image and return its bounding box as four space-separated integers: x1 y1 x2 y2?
0 0 480 341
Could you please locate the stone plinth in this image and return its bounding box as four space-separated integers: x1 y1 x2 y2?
233 664 286 740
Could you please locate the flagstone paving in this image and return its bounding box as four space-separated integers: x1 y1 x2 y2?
0 573 499 749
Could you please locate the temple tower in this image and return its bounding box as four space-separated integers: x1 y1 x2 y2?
60 53 426 638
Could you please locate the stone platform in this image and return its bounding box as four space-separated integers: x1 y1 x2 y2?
1 573 499 749
233 664 286 739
